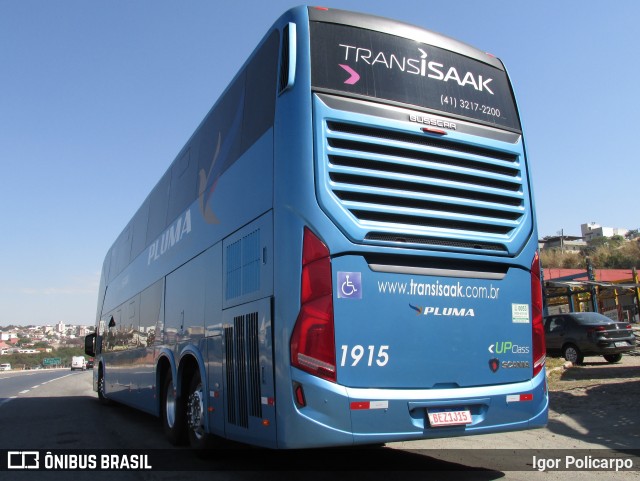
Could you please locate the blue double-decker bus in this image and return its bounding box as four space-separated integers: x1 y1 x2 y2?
85 6 547 449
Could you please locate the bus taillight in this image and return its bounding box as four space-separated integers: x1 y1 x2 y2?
290 228 336 382
531 252 546 378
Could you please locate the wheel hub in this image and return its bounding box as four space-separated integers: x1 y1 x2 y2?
187 384 205 440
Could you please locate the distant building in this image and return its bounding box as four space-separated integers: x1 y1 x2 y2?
0 332 18 341
56 321 65 334
581 222 628 242
539 235 586 253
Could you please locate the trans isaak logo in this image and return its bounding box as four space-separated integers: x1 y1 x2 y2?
336 45 494 93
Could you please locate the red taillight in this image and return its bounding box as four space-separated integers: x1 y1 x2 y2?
290 228 336 382
587 326 606 334
531 252 546 377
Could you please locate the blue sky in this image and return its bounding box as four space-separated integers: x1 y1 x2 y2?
1 0 638 325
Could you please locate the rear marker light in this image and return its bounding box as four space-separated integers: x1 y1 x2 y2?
294 383 306 407
421 126 447 135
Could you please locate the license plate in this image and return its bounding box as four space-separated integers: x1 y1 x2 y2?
614 341 628 347
427 409 472 427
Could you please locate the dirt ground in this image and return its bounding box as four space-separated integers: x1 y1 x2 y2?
543 348 640 450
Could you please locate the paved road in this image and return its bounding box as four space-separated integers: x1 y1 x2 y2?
0 369 81 408
0 366 637 480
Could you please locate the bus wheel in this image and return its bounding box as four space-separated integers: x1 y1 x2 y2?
161 371 187 445
186 371 218 450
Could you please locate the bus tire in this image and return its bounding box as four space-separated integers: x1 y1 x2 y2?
161 371 187 445
186 370 220 451
97 365 111 405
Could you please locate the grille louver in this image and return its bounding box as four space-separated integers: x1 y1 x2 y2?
225 312 262 428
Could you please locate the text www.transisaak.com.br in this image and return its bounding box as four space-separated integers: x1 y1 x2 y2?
377 279 500 300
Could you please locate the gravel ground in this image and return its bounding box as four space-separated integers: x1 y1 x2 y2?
544 348 640 450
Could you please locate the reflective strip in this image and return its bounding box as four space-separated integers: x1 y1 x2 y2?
350 400 388 410
506 393 533 403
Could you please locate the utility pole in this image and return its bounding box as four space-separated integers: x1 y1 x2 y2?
633 267 640 323
586 256 598 313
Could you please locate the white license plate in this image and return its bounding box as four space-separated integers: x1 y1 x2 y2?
427 409 472 427
614 341 628 347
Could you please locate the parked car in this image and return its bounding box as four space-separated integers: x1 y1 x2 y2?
86 357 94 369
544 312 636 364
71 356 87 371
0 363 11 371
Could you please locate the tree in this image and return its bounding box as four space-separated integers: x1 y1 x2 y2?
625 229 639 240
541 238 640 269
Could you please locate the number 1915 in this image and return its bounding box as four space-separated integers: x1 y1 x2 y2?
340 345 389 367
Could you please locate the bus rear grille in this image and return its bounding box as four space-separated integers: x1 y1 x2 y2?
322 120 525 240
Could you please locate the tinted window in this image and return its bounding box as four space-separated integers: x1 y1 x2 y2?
571 312 612 325
146 172 170 245
311 22 520 131
130 200 149 260
110 227 131 280
196 75 245 208
167 148 197 223
139 279 163 347
242 30 279 151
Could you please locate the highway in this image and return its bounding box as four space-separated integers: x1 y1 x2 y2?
0 369 82 409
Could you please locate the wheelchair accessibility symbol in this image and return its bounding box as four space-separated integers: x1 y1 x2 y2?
337 272 362 299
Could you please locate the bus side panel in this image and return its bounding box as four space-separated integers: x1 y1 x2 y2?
204 242 225 437
219 213 276 447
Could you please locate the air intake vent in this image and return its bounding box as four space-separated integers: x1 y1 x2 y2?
318 117 527 249
224 312 262 428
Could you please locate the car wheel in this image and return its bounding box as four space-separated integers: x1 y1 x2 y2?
563 344 584 364
604 353 622 363
161 370 187 445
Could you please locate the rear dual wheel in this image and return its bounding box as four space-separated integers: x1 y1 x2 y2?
161 369 219 449
161 371 186 445
186 371 221 450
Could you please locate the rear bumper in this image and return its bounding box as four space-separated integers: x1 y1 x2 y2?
281 368 548 448
585 337 636 355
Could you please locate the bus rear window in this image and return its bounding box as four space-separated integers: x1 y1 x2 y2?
310 22 521 132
